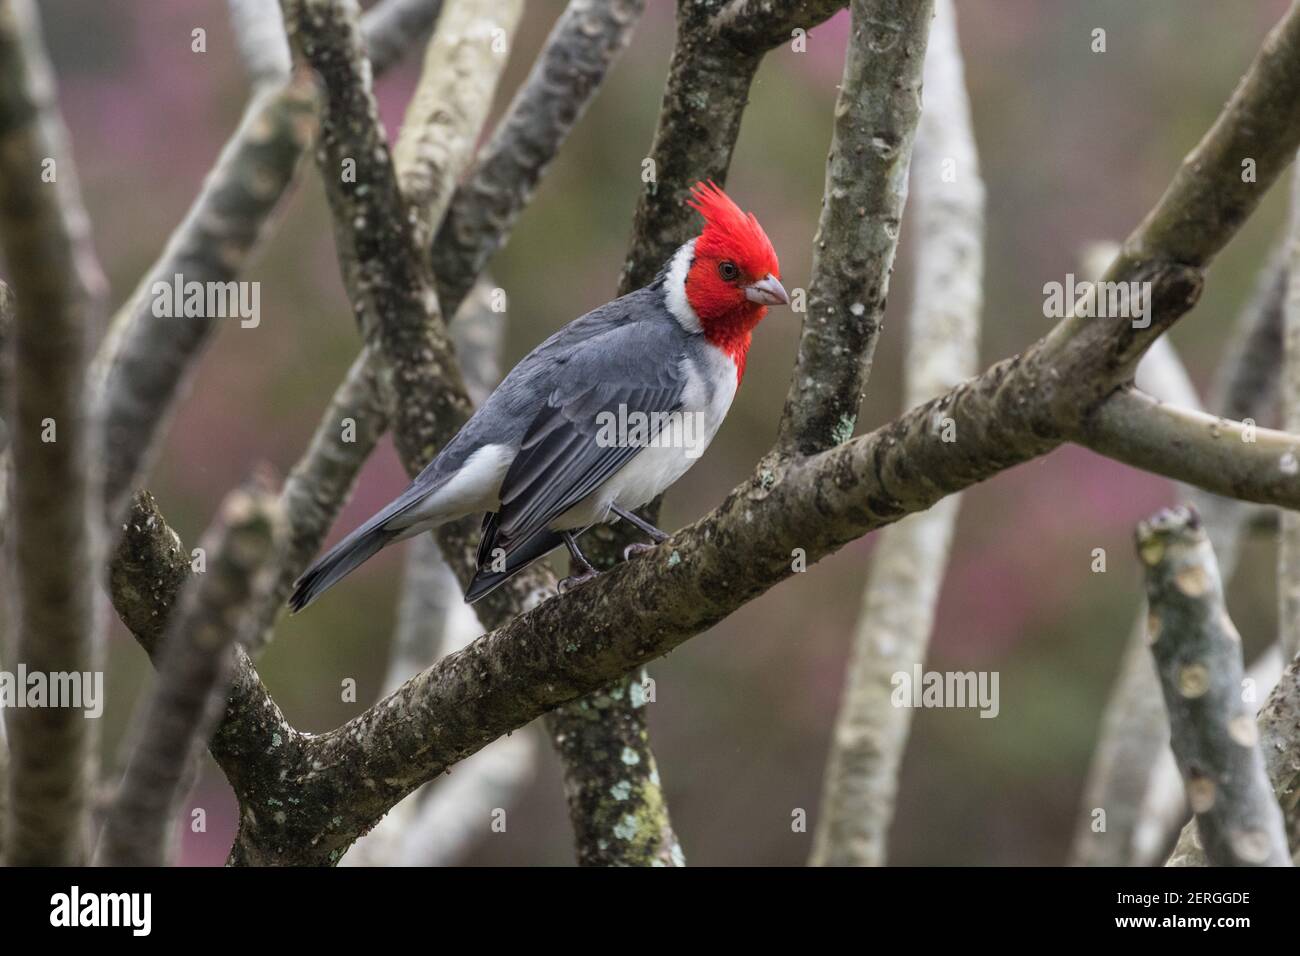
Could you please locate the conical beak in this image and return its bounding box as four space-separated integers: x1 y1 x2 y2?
745 274 790 306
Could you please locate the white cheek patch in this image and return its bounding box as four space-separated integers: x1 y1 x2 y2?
664 238 702 334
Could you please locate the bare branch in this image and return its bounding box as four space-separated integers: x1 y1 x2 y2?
108 492 301 863
1072 248 1284 867
246 0 519 654
94 0 435 529
394 0 523 252
617 0 843 292
1078 388 1300 508
546 670 683 867
95 77 320 523
0 0 108 866
1138 506 1290 867
775 0 934 456
343 538 537 866
226 0 292 88
97 480 285 867
282 0 469 473
810 0 981 866
361 0 445 75
432 0 646 317
1259 655 1300 851
713 0 847 54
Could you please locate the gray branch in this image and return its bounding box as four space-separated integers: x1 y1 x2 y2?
810 0 980 867
394 0 523 253
97 479 285 867
432 0 646 318
1138 506 1290 866
1071 244 1285 867
0 0 108 866
226 0 292 88
774 0 933 456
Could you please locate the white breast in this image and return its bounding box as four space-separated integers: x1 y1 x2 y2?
556 346 738 529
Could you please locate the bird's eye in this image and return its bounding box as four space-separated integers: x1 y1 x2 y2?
718 261 739 282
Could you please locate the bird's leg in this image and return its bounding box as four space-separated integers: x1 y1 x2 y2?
611 504 669 561
558 531 600 594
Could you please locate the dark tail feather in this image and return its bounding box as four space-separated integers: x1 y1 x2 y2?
464 523 566 604
289 524 396 613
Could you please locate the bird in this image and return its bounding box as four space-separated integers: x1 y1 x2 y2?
289 181 788 612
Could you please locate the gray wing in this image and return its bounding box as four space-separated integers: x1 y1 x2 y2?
494 378 684 547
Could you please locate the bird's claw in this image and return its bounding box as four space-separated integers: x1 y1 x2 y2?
557 569 600 594
622 541 660 561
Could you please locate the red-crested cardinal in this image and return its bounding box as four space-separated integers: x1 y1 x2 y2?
290 181 788 610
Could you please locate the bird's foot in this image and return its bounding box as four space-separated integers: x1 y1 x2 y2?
622 541 660 561
557 568 601 594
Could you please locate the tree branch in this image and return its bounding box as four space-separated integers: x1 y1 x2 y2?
97 479 285 866
0 0 108 866
810 0 980 866
617 0 844 293
282 0 470 472
775 0 933 456
432 0 646 317
394 0 523 253
1077 387 1300 508
1071 245 1285 867
94 0 435 528
226 0 293 88
1138 506 1290 867
102 0 1300 865
95 76 319 522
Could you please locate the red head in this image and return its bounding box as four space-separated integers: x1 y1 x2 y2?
681 182 788 378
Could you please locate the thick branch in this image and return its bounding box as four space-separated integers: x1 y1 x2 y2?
97 480 285 867
108 492 301 861
1138 507 1290 866
810 0 980 866
0 0 108 866
775 0 933 456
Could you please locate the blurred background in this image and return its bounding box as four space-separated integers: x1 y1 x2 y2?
52 0 1293 864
